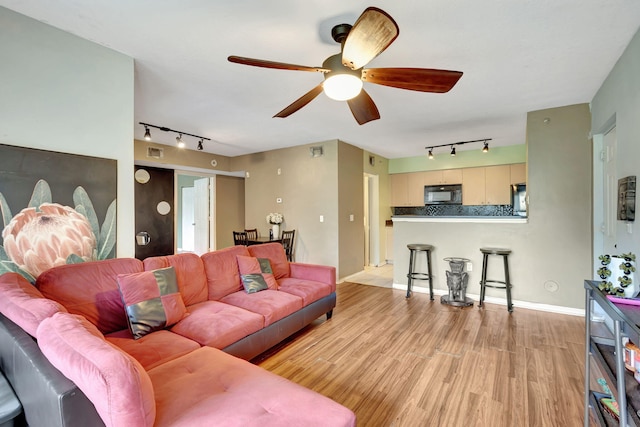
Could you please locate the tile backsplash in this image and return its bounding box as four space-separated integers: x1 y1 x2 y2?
394 204 514 217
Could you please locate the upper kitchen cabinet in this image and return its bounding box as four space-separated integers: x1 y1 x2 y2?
510 163 526 184
390 173 409 206
423 169 463 185
390 172 426 207
485 165 511 204
462 165 511 205
462 167 485 205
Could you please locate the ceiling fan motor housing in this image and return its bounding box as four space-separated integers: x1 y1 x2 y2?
331 23 352 44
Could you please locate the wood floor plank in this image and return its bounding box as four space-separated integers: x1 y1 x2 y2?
254 282 586 426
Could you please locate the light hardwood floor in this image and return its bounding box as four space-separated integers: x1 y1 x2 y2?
255 282 586 426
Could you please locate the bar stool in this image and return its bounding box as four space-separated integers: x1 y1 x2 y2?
406 244 434 300
479 247 513 312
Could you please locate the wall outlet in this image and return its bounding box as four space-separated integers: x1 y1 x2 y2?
466 262 473 272
319 215 324 223
349 214 354 221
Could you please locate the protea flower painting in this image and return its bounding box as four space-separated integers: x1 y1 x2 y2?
0 179 116 282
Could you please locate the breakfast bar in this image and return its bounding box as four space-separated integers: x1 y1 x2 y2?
392 215 532 308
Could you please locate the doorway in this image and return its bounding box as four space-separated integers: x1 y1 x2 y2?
593 124 617 274
363 173 380 267
176 172 216 255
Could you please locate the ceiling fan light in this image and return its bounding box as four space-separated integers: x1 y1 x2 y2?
323 74 363 101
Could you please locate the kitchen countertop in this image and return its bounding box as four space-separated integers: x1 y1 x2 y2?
392 215 528 224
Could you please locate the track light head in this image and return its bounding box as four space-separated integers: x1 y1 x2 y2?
143 126 151 141
428 148 434 159
482 141 489 153
450 146 456 157
197 139 204 151
176 134 185 148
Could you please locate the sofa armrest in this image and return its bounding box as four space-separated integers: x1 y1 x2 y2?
0 313 103 427
288 263 336 287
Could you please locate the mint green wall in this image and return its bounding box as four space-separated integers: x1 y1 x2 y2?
389 144 526 174
0 7 135 257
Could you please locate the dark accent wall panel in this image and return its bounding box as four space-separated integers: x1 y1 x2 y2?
134 166 174 260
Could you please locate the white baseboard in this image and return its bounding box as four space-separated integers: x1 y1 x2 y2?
392 283 585 317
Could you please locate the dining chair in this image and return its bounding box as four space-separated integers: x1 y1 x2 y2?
233 231 248 246
245 228 258 241
281 229 295 261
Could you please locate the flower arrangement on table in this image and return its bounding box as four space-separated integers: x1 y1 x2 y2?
266 213 283 225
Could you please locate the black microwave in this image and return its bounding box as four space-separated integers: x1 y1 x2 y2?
424 184 462 205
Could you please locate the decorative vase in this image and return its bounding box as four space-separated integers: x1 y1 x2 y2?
271 224 280 240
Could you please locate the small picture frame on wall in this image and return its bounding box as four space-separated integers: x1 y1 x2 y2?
618 175 636 221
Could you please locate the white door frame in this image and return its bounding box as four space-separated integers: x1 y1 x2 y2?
364 173 381 267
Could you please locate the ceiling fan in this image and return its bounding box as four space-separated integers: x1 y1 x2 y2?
228 7 463 125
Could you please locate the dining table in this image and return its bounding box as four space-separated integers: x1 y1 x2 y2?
246 236 283 246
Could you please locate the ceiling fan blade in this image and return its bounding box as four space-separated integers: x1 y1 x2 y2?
274 84 324 118
362 68 463 93
347 89 380 125
342 7 399 70
228 56 330 73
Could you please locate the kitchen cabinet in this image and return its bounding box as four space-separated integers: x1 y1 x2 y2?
423 169 462 185
462 165 511 205
485 165 511 204
390 173 425 207
406 172 426 206
510 163 526 184
462 168 485 205
584 280 640 426
390 173 409 206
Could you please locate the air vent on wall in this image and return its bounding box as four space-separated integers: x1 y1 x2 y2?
147 146 164 159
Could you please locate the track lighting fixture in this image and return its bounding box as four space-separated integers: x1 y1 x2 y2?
425 138 492 159
139 122 211 151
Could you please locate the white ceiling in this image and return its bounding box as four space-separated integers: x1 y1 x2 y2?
2 1 639 159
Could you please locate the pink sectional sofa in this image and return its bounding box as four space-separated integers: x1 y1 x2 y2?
0 243 356 427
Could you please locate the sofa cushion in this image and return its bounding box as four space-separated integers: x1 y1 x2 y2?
36 258 144 334
169 300 264 349
143 253 208 306
237 255 277 292
37 312 156 427
117 267 188 339
220 290 303 327
277 277 333 306
0 272 67 336
105 329 201 371
147 346 356 427
201 245 250 300
248 243 290 279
